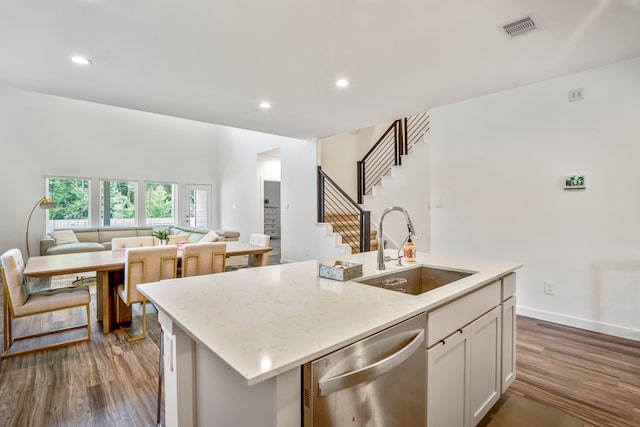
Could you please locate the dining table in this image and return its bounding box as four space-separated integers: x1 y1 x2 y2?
23 242 272 333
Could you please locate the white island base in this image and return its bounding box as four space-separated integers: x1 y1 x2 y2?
160 311 301 427
140 252 521 427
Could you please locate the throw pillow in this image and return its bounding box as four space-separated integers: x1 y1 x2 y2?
50 230 79 245
199 230 220 242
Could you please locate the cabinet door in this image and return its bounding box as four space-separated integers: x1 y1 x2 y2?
469 306 501 426
427 328 471 427
501 296 516 392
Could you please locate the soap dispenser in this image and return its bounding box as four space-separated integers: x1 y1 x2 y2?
403 237 416 262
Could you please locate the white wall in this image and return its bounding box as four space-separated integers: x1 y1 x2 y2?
0 87 220 257
318 120 394 201
430 57 640 339
355 121 393 161
217 127 321 262
258 151 282 182
362 137 431 253
319 132 358 200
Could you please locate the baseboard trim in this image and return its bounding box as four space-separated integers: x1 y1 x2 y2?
517 306 640 341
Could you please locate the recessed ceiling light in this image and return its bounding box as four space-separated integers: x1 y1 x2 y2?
336 79 350 87
70 56 92 65
260 101 272 109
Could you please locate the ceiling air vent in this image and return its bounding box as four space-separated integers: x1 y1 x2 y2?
502 16 537 38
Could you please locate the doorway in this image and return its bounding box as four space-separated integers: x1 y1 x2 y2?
263 180 281 239
258 149 281 263
185 184 211 227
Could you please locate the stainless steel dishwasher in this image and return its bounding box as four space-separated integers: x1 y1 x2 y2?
303 313 426 426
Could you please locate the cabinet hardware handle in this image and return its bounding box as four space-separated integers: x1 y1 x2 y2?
318 329 425 396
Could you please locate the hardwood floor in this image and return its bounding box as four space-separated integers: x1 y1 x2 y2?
509 316 640 427
0 287 163 427
1 284 639 426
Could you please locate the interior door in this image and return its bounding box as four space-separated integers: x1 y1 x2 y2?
185 184 211 228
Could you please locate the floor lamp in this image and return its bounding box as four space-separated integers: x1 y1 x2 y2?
26 197 57 257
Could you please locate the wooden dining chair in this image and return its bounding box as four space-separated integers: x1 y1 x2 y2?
1 248 91 358
115 245 177 342
181 242 227 277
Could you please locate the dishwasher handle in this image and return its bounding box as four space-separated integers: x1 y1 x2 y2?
318 329 425 397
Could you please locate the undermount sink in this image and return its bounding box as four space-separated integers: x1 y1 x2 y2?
354 265 476 296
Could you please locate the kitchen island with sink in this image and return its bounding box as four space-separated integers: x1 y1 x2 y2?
138 250 521 427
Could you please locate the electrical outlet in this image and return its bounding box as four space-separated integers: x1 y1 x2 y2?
544 281 556 295
568 88 584 102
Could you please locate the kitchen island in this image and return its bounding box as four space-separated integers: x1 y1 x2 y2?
138 250 521 427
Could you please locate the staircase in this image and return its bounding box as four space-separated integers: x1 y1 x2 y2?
361 134 431 251
317 112 430 254
324 212 379 253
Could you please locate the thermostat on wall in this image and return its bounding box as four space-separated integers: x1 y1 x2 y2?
564 174 585 190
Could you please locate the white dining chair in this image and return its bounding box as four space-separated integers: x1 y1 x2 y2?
1 248 91 357
115 245 177 342
112 236 155 250
182 242 227 277
248 233 270 267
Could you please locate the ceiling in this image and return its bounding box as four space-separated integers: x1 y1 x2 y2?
1 0 639 139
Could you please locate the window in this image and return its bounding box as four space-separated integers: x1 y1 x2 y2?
146 182 176 225
46 177 90 231
100 179 137 226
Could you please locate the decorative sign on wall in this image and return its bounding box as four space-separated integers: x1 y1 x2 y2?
564 174 586 190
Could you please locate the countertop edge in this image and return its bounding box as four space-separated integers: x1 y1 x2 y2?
139 253 522 386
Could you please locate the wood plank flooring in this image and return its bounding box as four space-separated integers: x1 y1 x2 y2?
0 285 162 427
509 316 640 427
1 283 639 426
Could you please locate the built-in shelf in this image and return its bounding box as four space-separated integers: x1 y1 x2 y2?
264 206 280 239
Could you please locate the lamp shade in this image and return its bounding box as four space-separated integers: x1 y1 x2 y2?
39 198 57 209
26 196 57 257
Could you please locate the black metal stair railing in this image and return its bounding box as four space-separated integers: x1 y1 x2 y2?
357 112 430 204
357 120 403 204
404 112 430 154
317 166 371 253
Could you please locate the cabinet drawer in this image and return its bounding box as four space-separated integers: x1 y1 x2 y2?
426 281 501 348
502 273 516 301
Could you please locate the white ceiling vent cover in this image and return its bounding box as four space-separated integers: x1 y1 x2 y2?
502 16 537 38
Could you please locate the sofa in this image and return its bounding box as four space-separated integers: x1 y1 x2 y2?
167 225 239 243
40 225 240 256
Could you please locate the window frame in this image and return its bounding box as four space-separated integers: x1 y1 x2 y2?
99 178 139 227
144 180 178 226
45 175 92 232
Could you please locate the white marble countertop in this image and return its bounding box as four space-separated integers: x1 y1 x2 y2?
138 250 521 386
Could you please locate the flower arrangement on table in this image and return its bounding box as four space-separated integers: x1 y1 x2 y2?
153 229 169 245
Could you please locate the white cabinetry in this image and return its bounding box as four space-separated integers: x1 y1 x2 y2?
264 206 280 238
426 274 516 427
427 328 470 427
469 306 501 425
501 273 517 392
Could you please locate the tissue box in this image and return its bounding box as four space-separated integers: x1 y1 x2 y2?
319 261 363 281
